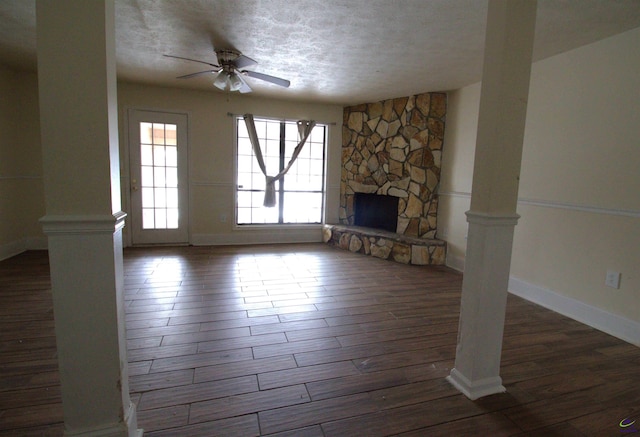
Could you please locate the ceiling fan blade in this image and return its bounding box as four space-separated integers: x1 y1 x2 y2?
164 54 219 68
233 54 258 69
236 73 252 94
176 69 219 79
243 70 290 88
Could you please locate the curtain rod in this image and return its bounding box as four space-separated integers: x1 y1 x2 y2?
227 112 337 126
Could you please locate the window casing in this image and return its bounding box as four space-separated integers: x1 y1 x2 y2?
236 117 326 225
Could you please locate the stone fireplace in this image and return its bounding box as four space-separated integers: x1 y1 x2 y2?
323 92 447 265
353 193 399 232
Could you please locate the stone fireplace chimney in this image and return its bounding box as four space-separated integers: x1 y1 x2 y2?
340 92 446 239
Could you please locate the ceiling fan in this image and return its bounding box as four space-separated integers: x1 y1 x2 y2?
164 49 290 93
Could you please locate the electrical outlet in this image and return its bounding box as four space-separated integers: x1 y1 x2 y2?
605 270 621 289
219 214 227 223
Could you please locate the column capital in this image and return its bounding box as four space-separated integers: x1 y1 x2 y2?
465 210 520 226
40 211 127 235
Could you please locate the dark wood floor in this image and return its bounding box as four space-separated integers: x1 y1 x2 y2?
1 244 639 436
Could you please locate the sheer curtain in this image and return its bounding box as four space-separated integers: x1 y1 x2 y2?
243 114 316 207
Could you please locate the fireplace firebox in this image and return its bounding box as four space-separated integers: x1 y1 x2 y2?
353 193 399 233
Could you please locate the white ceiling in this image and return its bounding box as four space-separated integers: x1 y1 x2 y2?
1 0 639 105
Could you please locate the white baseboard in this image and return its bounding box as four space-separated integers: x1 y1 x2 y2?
509 276 640 347
445 252 465 272
0 237 46 260
192 227 324 246
0 239 27 261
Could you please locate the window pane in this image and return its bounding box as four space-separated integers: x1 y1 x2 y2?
285 122 298 140
310 127 325 143
251 174 265 190
237 155 254 173
283 192 322 223
238 138 253 156
265 156 279 173
253 120 266 136
237 172 252 190
309 159 324 175
265 139 280 158
237 207 251 224
237 121 249 138
266 121 280 139
237 191 252 208
310 144 324 160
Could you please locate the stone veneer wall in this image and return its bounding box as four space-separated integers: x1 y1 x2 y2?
340 92 446 239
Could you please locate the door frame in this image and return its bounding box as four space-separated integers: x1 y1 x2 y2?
125 108 191 246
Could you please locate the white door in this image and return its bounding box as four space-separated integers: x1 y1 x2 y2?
128 110 189 245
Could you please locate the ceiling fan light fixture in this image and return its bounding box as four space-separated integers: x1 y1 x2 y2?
229 72 243 92
168 49 289 93
213 71 229 90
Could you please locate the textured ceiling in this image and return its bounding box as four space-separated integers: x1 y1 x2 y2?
1 0 639 105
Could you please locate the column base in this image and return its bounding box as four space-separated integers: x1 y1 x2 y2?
63 402 142 436
446 368 506 400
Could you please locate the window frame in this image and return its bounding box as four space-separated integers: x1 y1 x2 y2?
234 115 328 227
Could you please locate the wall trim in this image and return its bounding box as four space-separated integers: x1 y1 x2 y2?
439 191 640 218
0 175 42 180
439 190 472 199
517 197 640 218
509 276 640 347
191 181 233 187
192 227 324 246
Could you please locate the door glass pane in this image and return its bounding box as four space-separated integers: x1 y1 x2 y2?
165 124 177 146
166 146 177 166
141 145 153 165
142 208 155 229
167 209 179 228
139 121 180 229
140 123 153 144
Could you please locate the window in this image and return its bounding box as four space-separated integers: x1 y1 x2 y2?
236 116 326 225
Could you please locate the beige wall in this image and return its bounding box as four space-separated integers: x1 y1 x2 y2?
440 27 640 335
0 69 343 256
117 82 343 246
0 66 45 259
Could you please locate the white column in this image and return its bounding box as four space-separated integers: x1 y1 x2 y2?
447 0 537 400
37 1 141 435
